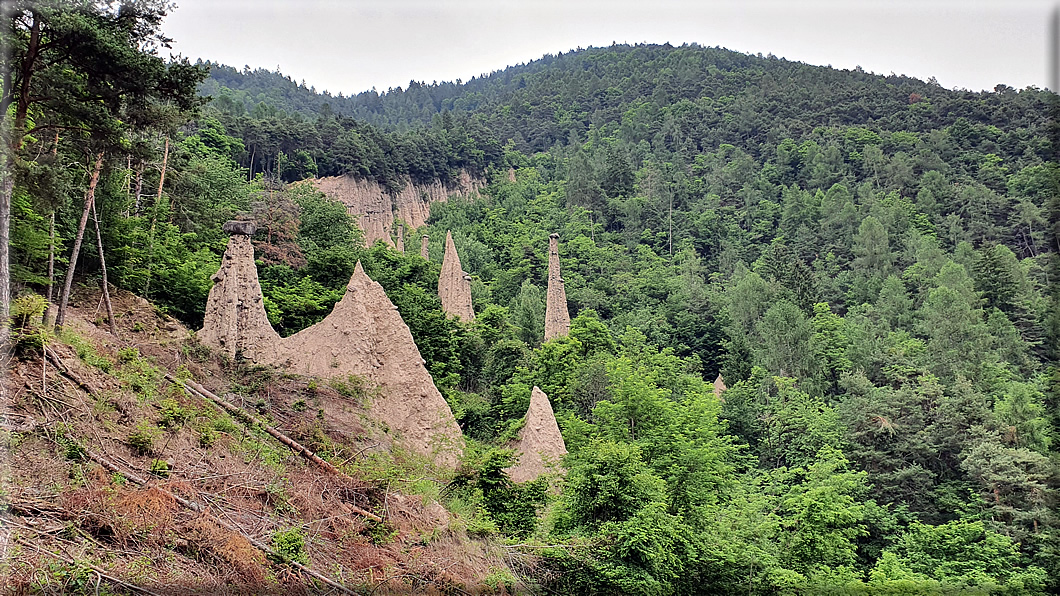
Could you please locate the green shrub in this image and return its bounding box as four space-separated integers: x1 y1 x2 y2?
65 333 113 373
269 528 309 565
149 459 170 478
127 420 161 455
196 423 218 448
158 399 192 428
54 424 86 462
329 374 370 401
10 293 49 355
117 347 140 363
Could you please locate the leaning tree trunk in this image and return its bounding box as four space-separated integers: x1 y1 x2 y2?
55 151 104 332
91 199 117 336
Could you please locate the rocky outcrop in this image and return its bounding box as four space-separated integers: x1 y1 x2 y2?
714 374 727 400
311 172 484 247
267 262 463 467
507 386 567 483
199 231 280 361
199 225 463 468
421 235 430 260
544 233 570 341
438 231 474 322
396 223 405 253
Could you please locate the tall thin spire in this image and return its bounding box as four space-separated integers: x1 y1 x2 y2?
395 223 405 253
544 233 570 341
421 234 430 260
439 231 474 322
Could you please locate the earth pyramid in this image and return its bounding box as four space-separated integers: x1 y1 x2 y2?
506 386 568 483
199 223 464 467
438 231 474 322
544 233 570 341
199 221 280 361
714 374 727 400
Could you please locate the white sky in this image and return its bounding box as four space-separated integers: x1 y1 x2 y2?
162 0 1058 97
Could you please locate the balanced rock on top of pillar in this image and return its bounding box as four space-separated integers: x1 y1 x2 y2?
198 223 463 468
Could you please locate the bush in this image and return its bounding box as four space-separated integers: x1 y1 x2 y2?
127 420 161 455
269 528 309 565
149 459 170 478
158 399 193 428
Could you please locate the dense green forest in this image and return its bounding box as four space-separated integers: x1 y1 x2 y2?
5 2 1060 593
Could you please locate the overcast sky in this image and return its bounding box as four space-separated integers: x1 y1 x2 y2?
162 0 1057 97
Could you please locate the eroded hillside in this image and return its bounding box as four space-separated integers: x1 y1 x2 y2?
2 287 528 594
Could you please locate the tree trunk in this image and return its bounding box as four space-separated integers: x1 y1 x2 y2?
91 199 117 336
46 212 55 302
55 151 104 331
133 160 144 213
1 11 41 346
143 136 169 297
0 158 12 348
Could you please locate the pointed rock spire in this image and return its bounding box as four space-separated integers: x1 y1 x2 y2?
199 222 280 360
507 386 568 483
421 234 430 260
271 261 464 467
439 231 474 322
714 374 727 400
199 227 464 468
544 233 570 341
395 223 405 253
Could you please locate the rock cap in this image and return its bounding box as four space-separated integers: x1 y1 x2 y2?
222 220 257 235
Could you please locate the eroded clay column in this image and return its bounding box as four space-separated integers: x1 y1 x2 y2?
421 235 430 260
438 231 474 322
198 220 280 360
544 233 570 341
396 223 405 253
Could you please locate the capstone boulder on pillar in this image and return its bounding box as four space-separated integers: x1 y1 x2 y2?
198 225 280 360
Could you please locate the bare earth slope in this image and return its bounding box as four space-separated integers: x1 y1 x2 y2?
2 287 514 594
311 172 483 247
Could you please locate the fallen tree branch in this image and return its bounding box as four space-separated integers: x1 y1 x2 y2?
82 447 357 595
43 345 97 398
11 533 164 596
164 374 382 523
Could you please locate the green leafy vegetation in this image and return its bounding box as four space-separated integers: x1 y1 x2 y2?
4 8 1058 592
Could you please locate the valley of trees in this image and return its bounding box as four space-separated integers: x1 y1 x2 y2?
4 2 1060 593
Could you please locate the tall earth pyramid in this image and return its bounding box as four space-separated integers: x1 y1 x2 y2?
199 222 463 468
438 231 474 322
199 221 281 361
544 233 570 341
420 235 430 260
395 223 405 253
273 262 463 467
506 386 568 483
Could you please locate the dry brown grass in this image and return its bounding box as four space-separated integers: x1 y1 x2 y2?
180 514 268 587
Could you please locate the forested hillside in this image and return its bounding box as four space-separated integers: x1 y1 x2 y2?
5 8 1060 593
